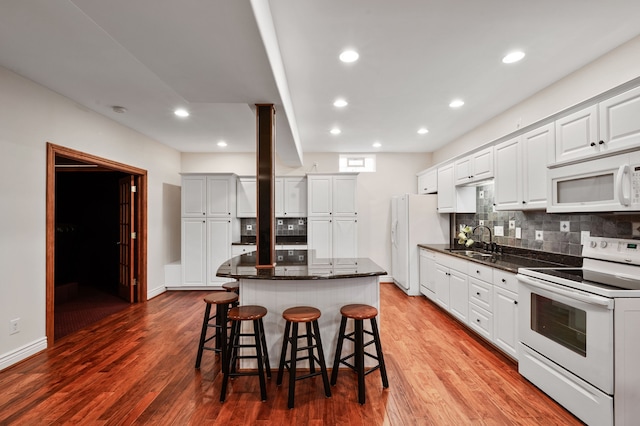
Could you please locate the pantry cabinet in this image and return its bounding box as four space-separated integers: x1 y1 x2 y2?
180 173 238 288
307 174 358 217
307 216 358 266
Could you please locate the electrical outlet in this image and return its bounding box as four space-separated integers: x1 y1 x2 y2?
288 224 294 230
560 221 570 232
479 190 484 199
633 223 640 237
494 225 504 237
246 224 252 231
10 318 20 335
581 231 590 245
515 227 522 239
277 219 283 225
535 230 544 241
479 220 485 226
509 220 515 230
298 219 304 225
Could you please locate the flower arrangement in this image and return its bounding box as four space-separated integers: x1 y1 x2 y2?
457 225 474 247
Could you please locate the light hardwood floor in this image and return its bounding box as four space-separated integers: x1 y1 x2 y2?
0 283 583 425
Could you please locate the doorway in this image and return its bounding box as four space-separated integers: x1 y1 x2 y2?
46 143 147 345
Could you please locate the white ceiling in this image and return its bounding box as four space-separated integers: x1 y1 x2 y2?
1 1 640 167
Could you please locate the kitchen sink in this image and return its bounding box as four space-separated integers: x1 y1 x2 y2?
445 249 495 259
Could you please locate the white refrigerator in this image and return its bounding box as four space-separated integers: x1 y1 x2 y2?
391 194 449 296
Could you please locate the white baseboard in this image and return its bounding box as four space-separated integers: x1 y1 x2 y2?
0 337 47 372
379 274 394 283
147 285 167 300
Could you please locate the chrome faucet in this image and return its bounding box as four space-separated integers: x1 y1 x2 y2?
472 225 497 252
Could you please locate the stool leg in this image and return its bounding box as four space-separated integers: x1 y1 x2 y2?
312 319 332 398
254 319 268 402
220 319 239 402
287 322 299 409
259 317 272 378
306 322 316 374
330 316 348 385
214 305 224 350
371 317 389 388
276 321 291 385
219 303 229 375
354 319 366 404
195 304 212 369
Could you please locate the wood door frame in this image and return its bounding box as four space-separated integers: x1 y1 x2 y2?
46 143 148 346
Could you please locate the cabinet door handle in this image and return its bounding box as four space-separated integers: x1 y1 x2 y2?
476 270 480 274
476 319 481 323
514 301 518 305
502 278 506 283
590 142 596 147
476 292 481 296
599 140 605 145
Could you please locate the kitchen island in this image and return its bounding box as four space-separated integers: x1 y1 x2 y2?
217 249 386 367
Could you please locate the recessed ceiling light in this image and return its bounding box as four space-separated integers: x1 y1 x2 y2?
111 106 127 114
449 99 465 108
333 98 348 108
339 50 359 63
330 128 341 135
502 51 525 64
217 141 227 147
372 142 382 148
417 128 429 135
174 108 190 117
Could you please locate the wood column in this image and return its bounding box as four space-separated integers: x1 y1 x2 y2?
255 104 275 269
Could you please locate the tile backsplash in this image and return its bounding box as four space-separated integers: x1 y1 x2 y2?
240 217 307 237
455 184 640 256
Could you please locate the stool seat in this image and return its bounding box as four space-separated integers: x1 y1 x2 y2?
222 281 240 292
282 306 321 323
228 305 267 321
340 304 378 320
204 292 238 305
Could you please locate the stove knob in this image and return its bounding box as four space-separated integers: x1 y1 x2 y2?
600 241 608 248
590 241 597 248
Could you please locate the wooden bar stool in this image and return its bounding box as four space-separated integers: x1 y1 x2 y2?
330 304 389 404
222 281 239 294
276 306 331 408
195 291 239 370
220 305 271 402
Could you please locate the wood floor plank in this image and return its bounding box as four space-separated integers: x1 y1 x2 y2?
0 283 583 425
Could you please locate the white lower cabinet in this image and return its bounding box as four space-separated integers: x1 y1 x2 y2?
493 270 519 360
425 251 519 361
308 216 357 267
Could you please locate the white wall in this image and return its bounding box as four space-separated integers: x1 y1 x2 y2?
181 151 433 275
434 34 640 163
0 66 181 370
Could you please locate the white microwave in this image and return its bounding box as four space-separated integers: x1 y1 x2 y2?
547 152 640 213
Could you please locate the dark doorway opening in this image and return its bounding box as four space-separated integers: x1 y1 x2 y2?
54 170 130 339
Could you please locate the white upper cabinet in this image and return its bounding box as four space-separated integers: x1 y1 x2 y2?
555 105 599 163
555 86 640 164
182 175 207 217
599 85 640 154
307 174 357 217
494 123 553 211
237 177 257 218
437 163 476 213
206 175 235 217
282 176 307 217
417 168 438 194
454 146 494 185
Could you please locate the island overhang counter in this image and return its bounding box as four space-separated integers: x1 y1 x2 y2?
217 249 387 367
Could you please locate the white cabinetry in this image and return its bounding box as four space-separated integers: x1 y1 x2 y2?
307 174 358 266
434 253 468 321
276 176 307 217
419 248 437 300
493 270 519 359
180 174 238 288
467 262 494 340
307 174 358 216
437 163 475 213
454 146 494 185
232 244 257 256
494 123 553 210
236 177 257 218
417 169 438 194
555 86 640 164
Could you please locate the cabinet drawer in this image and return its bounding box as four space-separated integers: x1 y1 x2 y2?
494 269 518 292
436 252 468 272
468 262 493 283
468 303 493 340
469 277 493 312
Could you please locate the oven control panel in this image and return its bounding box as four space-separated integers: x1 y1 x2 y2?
583 237 640 265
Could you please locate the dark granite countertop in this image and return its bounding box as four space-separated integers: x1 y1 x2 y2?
233 236 308 245
418 243 582 273
216 249 386 280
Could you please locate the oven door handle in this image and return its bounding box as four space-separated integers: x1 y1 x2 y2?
517 274 614 309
